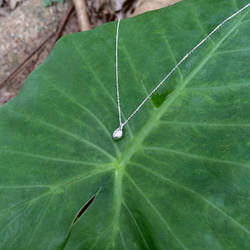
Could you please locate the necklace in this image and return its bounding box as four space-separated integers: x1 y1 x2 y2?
113 3 250 140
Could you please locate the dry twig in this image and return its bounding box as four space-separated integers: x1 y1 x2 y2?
48 2 75 53
72 0 90 31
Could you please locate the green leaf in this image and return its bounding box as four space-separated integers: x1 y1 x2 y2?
1 0 250 248
43 0 65 7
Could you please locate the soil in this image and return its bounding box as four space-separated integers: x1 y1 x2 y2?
0 0 77 105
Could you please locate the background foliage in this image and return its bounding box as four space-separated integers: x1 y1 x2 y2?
43 0 65 7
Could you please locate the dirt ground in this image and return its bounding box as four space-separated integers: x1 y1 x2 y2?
0 0 180 106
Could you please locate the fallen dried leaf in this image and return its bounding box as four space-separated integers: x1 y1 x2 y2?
133 0 182 16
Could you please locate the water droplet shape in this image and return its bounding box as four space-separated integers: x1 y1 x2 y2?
113 127 123 140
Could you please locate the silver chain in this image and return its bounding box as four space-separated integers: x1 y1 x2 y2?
113 3 250 140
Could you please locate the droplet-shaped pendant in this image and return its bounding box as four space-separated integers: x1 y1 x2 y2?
113 126 123 140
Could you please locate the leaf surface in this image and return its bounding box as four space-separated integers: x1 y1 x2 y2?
0 0 250 249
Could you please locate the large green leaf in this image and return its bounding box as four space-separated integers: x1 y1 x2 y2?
1 0 250 248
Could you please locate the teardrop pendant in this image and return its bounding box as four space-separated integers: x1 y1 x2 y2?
113 126 123 140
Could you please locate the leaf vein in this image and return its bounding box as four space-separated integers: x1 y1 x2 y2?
3 149 109 167
125 173 189 250
122 201 150 250
70 38 117 107
151 18 183 79
27 194 55 245
129 162 250 235
159 120 250 128
186 82 250 91
7 108 115 161
38 71 121 154
143 146 250 169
